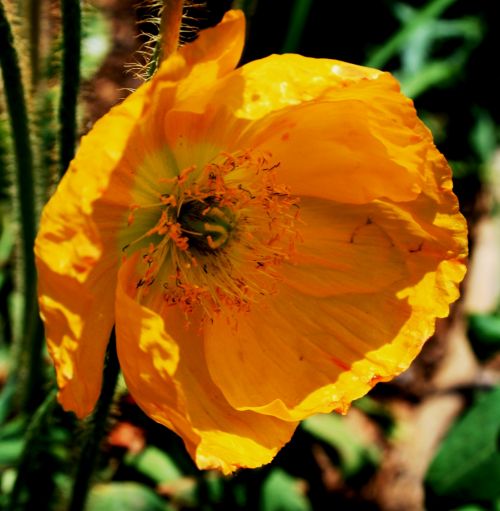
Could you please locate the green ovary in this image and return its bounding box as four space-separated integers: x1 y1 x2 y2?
179 202 236 253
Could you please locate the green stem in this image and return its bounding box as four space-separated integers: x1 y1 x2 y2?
0 0 41 412
160 0 183 59
146 41 162 80
281 0 313 53
0 0 37 310
7 389 58 511
146 0 184 79
69 330 120 511
23 316 46 411
59 0 81 176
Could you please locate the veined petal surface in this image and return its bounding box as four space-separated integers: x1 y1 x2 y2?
204 121 467 421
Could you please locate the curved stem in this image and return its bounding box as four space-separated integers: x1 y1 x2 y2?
59 0 81 176
68 330 120 511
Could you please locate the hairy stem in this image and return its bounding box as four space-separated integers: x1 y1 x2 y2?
68 331 120 511
0 0 42 413
28 0 41 88
161 0 184 59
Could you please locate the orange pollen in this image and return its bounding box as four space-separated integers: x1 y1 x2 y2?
125 150 301 318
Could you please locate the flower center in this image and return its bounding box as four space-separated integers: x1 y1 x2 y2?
178 202 235 253
124 150 300 319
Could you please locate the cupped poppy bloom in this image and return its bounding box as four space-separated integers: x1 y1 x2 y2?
35 10 467 473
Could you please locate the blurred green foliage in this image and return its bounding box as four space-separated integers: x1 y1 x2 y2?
468 314 500 360
260 469 311 511
427 387 500 507
81 5 111 81
302 413 380 478
86 483 173 511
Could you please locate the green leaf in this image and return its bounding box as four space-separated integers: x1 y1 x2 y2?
0 437 23 466
1 467 16 495
426 386 500 500
469 314 500 343
451 506 487 511
367 0 482 98
0 417 26 466
86 483 171 511
398 56 463 98
468 314 500 359
470 108 497 164
125 446 182 485
366 0 457 69
302 413 380 477
282 0 313 53
0 209 14 265
203 471 224 503
260 469 311 511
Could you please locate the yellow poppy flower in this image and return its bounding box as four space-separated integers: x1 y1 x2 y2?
35 10 467 473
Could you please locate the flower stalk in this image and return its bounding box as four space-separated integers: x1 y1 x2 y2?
147 0 184 78
161 0 184 60
68 331 120 511
59 0 81 176
27 0 41 89
0 0 41 413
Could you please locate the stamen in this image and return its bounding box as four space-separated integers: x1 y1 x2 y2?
125 149 301 319
158 164 197 186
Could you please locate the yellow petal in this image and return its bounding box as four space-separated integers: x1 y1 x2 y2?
143 9 245 131
246 95 426 203
115 255 297 473
36 7 468 473
201 63 466 421
206 284 413 421
204 149 466 421
149 55 432 203
35 84 150 416
280 197 409 297
217 54 388 120
117 10 247 205
37 259 115 417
